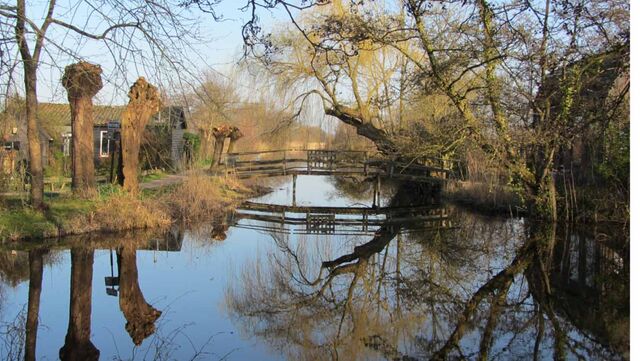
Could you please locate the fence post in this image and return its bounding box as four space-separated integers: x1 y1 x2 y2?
364 152 368 176
292 174 297 206
283 150 287 175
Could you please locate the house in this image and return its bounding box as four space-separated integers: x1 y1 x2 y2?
1 115 53 173
149 106 187 166
42 103 188 170
94 106 188 171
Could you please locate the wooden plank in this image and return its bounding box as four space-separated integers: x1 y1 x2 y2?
238 201 447 216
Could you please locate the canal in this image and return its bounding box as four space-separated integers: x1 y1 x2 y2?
0 176 629 360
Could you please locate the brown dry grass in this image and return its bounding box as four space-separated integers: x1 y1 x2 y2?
444 181 523 214
94 192 171 232
161 174 249 223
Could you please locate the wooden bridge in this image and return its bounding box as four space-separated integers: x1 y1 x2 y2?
222 149 454 183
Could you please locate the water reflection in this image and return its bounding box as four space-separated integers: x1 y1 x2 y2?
59 248 98 361
226 183 629 360
25 249 46 361
116 242 162 345
0 177 629 360
4 230 180 360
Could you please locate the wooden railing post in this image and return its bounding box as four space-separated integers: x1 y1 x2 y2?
364 151 368 176
283 150 287 175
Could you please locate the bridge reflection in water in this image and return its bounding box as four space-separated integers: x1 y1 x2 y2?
229 201 453 236
222 178 628 360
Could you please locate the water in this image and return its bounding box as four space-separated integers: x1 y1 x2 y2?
0 176 629 360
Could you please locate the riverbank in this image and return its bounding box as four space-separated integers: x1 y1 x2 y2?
443 180 525 217
444 180 629 225
0 173 266 242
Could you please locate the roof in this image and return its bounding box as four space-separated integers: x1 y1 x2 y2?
40 103 186 128
38 102 124 126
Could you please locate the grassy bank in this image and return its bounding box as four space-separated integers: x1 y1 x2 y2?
0 174 261 242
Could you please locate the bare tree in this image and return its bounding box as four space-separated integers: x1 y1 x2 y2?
62 62 103 197
0 0 206 207
200 0 628 220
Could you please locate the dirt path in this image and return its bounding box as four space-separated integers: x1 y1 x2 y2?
139 174 186 190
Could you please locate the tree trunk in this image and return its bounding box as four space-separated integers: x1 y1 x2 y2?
324 105 396 156
25 249 46 361
227 127 243 155
63 62 103 197
209 135 225 170
59 248 99 361
529 172 558 222
69 96 96 195
117 244 161 345
119 78 161 194
24 67 44 208
227 138 238 154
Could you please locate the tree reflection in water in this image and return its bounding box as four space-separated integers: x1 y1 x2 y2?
59 248 99 361
226 185 628 360
116 242 162 345
0 231 175 360
25 249 46 361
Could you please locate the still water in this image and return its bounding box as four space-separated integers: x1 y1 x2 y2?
0 176 629 360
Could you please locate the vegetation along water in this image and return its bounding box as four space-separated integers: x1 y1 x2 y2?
0 0 630 360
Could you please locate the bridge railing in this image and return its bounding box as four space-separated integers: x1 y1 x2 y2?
223 149 455 181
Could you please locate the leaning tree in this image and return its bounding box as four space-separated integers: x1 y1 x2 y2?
187 0 629 220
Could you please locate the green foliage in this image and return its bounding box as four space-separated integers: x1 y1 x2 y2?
597 118 629 188
183 132 201 163
140 170 167 183
44 150 69 178
140 125 174 171
97 183 126 200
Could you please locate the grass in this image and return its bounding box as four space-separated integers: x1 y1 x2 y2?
140 170 168 183
444 180 524 215
0 194 90 240
0 173 256 242
160 174 249 223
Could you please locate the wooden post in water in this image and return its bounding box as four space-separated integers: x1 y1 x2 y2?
283 150 287 175
364 152 368 176
292 174 297 207
377 175 381 207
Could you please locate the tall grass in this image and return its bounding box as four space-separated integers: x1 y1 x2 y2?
162 174 248 223
94 193 171 232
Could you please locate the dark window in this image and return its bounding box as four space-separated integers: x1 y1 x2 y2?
3 141 19 151
99 131 110 157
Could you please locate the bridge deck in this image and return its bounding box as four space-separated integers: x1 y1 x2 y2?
220 149 455 183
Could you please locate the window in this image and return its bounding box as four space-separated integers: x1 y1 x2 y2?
3 141 19 151
99 131 110 157
62 134 71 156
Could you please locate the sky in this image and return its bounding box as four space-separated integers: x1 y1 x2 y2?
1 0 338 134
9 0 291 106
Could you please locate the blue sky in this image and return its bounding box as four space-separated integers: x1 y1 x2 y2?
12 1 290 105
